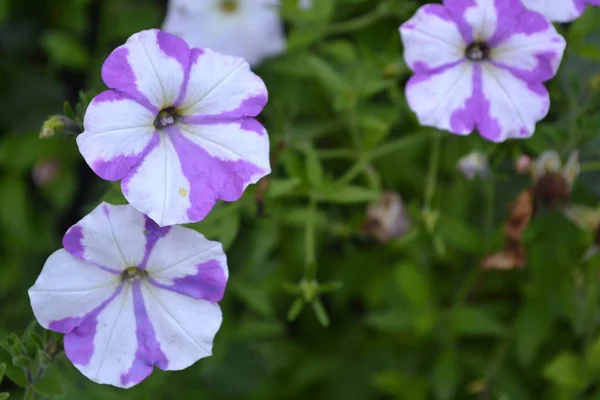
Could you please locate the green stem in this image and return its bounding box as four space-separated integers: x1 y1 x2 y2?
317 148 356 160
580 162 600 173
304 196 317 274
368 130 437 160
327 7 387 35
424 132 442 211
483 175 495 251
24 386 36 400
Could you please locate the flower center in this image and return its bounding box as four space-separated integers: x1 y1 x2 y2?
154 107 180 129
122 267 148 282
220 0 239 13
465 42 490 62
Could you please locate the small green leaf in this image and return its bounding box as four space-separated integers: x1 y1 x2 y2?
304 146 324 188
432 349 460 400
0 392 9 400
395 263 430 308
316 185 379 204
311 298 330 327
0 363 6 384
307 55 347 94
450 306 505 337
287 298 304 321
11 355 29 369
34 367 64 397
268 178 301 198
543 352 586 390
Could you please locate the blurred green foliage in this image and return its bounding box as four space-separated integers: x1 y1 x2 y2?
2 0 600 398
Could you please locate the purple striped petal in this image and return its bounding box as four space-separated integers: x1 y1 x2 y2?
101 29 191 110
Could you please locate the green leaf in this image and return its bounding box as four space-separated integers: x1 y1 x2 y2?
287 298 304 321
395 263 430 308
41 31 89 69
432 349 460 400
315 185 379 204
307 55 347 94
543 352 586 390
268 178 302 198
304 146 324 188
437 215 483 253
0 363 5 384
34 367 64 397
311 298 330 327
514 302 553 366
450 306 505 337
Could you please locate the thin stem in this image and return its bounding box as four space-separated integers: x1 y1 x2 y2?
24 386 36 400
368 130 437 160
483 175 495 251
304 196 317 273
424 132 442 211
580 162 600 173
317 148 356 160
327 6 387 35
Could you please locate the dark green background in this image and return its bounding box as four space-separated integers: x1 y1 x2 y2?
2 0 600 398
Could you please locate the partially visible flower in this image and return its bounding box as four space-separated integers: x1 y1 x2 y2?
399 0 565 142
457 151 489 180
77 29 270 227
29 202 228 388
32 158 61 186
515 154 532 174
531 150 579 208
40 115 80 138
522 0 600 23
162 0 286 66
362 192 411 243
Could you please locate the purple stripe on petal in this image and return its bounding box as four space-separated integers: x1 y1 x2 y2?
62 225 121 275
174 48 204 107
120 282 168 387
138 217 171 270
410 59 465 79
51 286 123 366
101 47 158 113
489 0 549 46
92 131 160 181
148 259 227 302
168 127 266 222
449 64 502 141
443 0 475 43
157 31 192 108
63 226 84 259
491 51 559 85
181 116 266 136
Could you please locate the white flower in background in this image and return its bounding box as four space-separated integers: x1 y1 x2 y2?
29 203 228 388
457 151 489 180
162 0 286 66
522 0 600 23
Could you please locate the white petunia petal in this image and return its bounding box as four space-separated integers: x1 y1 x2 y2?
77 90 158 181
179 48 268 119
405 62 474 135
28 249 120 332
399 4 465 73
521 0 588 22
479 63 549 141
146 225 228 302
62 202 147 272
101 29 191 110
141 283 223 371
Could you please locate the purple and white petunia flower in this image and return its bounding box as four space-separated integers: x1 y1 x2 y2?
522 0 600 22
28 202 228 388
77 29 270 226
400 0 566 142
162 0 286 66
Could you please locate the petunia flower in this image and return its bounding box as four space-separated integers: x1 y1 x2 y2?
77 29 271 226
28 202 228 388
162 0 286 66
362 191 411 243
399 0 566 142
522 0 600 23
457 151 489 180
